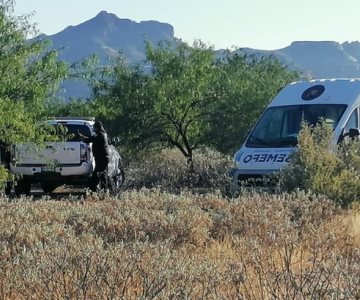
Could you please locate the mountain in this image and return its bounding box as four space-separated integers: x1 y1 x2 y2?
237 41 360 78
39 11 176 99
39 11 360 99
274 41 360 78
47 10 175 65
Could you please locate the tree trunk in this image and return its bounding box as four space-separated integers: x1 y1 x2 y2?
187 155 194 174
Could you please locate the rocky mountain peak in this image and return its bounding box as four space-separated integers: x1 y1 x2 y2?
39 12 360 99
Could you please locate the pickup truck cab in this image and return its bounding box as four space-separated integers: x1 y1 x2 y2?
231 78 360 192
10 117 124 195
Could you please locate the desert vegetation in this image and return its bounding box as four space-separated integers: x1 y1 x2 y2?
281 121 360 207
0 190 359 299
1 1 360 298
124 148 232 195
1 132 360 298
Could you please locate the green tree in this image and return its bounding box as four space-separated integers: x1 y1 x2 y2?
92 41 299 170
209 53 299 154
94 41 223 169
0 0 69 182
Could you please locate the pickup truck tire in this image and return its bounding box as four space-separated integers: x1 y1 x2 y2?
108 163 125 193
41 183 58 193
14 178 31 196
4 181 12 196
113 164 125 191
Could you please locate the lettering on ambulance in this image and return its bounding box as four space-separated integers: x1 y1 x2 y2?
266 154 277 162
243 155 252 163
258 154 267 162
242 153 291 163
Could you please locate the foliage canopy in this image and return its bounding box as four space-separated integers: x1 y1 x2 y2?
0 0 69 182
91 41 298 164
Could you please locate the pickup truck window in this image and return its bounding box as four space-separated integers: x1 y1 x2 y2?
52 124 92 141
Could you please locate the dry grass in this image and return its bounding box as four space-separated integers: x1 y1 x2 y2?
0 190 359 299
124 148 232 196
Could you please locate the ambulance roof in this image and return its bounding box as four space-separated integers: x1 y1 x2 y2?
269 78 360 107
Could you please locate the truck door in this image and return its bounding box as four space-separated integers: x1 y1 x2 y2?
341 108 360 141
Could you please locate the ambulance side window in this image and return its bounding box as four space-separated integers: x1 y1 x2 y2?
344 109 359 133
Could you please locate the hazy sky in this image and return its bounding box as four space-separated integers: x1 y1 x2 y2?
13 0 360 50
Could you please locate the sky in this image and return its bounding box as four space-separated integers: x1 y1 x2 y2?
13 0 360 50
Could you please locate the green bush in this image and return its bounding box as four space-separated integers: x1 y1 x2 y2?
280 121 360 206
0 165 7 184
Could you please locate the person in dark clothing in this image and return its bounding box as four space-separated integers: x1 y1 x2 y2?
78 120 110 191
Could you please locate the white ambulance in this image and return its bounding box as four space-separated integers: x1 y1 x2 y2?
231 78 360 191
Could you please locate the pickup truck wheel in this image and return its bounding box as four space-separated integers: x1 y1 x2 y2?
4 181 12 196
14 179 31 197
41 183 58 193
111 164 125 193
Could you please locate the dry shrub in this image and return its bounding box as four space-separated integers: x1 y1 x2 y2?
280 121 360 207
0 190 359 299
124 147 232 195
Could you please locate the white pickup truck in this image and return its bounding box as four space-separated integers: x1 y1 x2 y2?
9 117 124 195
